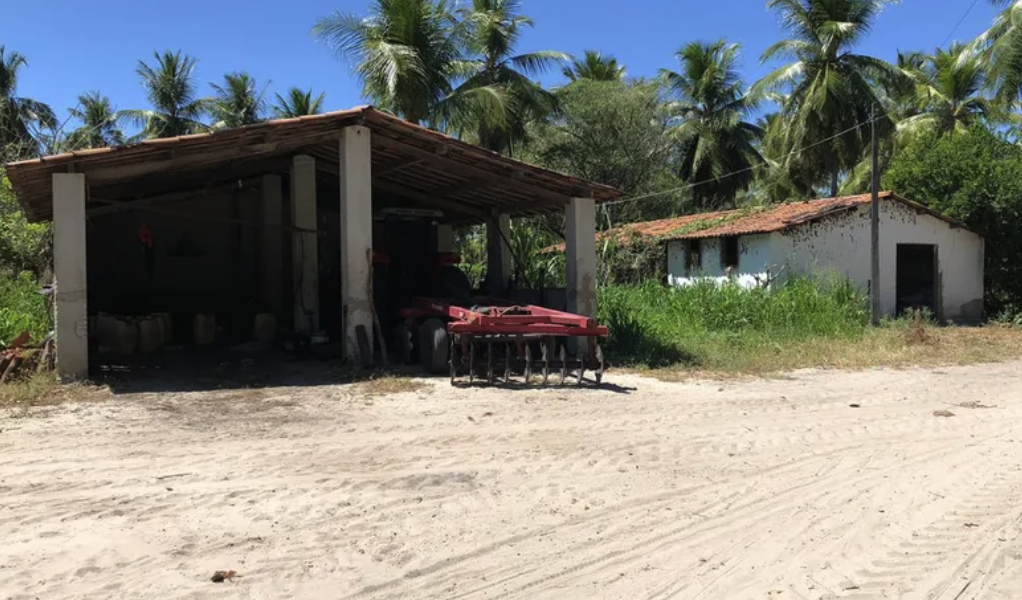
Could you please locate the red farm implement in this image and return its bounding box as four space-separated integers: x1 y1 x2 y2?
397 298 608 386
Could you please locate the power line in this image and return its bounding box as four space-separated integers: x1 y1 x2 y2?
601 117 878 209
940 0 983 48
601 0 990 211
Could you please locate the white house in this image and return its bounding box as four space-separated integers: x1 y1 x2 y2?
621 193 984 322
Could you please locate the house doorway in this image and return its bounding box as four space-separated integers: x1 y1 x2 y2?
896 244 939 318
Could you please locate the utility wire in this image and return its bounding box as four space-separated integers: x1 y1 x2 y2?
940 0 982 48
601 0 991 211
600 117 878 209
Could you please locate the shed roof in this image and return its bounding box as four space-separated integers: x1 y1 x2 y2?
546 192 977 252
4 105 622 223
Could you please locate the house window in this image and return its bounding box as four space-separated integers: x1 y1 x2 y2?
685 240 702 273
721 237 740 270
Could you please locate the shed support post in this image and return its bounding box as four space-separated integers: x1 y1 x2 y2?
53 173 89 380
260 174 283 318
340 125 373 362
291 155 319 334
566 197 596 352
486 213 512 296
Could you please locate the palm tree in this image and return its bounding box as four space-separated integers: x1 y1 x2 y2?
66 91 125 150
563 50 626 82
972 0 1022 105
209 72 266 129
662 40 763 209
0 46 56 159
313 0 468 125
272 87 326 118
752 0 906 198
457 0 568 152
750 110 816 202
896 43 989 139
122 51 210 139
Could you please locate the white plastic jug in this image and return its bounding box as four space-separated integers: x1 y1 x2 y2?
254 313 277 342
153 312 173 344
137 317 164 354
193 314 216 346
111 318 138 355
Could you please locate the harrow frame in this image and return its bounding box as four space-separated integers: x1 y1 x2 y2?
398 298 609 386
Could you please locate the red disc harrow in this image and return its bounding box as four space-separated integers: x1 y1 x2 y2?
399 298 609 386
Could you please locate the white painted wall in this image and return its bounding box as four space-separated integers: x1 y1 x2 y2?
667 234 774 288
664 200 984 321
782 202 984 320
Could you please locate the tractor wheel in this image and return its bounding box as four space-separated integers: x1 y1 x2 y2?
392 322 413 365
419 318 449 375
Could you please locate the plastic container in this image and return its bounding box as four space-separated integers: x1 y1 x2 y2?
153 312 173 344
110 317 137 355
137 317 164 354
193 314 216 346
254 313 277 342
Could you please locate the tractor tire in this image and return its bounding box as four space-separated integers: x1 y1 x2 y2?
419 318 449 375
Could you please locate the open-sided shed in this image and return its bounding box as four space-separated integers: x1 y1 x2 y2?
5 106 621 379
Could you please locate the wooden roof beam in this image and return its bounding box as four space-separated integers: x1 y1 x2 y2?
371 136 572 206
373 180 489 220
375 156 425 176
312 156 488 219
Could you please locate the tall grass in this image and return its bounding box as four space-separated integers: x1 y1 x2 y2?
0 271 50 346
598 277 870 368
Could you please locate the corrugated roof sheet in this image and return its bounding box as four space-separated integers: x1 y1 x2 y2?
4 105 622 223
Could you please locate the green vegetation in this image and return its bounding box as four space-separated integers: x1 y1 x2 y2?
0 271 49 345
883 125 1022 316
599 277 869 368
1 170 50 348
662 40 762 210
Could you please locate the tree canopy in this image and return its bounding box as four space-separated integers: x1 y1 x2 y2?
884 126 1022 313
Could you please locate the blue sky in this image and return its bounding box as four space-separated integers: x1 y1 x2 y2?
0 0 1002 126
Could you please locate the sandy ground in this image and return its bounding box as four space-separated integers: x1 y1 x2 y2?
2 363 1022 600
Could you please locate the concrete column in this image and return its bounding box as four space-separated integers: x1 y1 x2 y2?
260 174 283 317
53 173 88 380
339 126 373 361
486 214 512 295
437 224 455 254
290 156 319 334
566 197 597 319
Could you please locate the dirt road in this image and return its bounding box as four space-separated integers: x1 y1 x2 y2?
2 362 1022 599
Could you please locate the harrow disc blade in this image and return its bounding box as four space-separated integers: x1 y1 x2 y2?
541 341 550 385
487 343 495 384
449 336 458 385
503 343 512 384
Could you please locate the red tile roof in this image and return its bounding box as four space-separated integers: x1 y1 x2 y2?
621 192 893 241
547 192 975 252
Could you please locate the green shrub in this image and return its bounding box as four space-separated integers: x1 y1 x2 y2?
598 276 869 368
1 169 51 276
0 271 50 346
883 126 1022 315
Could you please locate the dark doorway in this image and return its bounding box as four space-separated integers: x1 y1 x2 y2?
896 244 939 317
